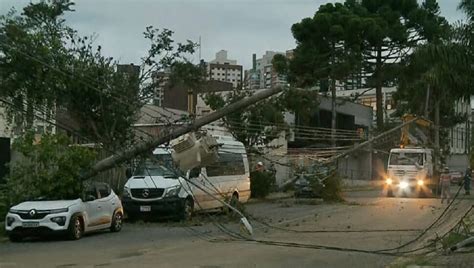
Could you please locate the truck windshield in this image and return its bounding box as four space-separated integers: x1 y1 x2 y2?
389 152 424 166
133 159 176 177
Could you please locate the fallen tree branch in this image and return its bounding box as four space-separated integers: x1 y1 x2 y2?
83 87 284 179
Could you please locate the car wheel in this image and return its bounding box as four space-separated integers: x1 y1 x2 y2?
8 233 23 242
180 198 194 221
230 193 239 208
67 215 83 240
110 211 123 232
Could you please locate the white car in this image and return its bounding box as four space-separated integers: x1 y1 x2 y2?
5 182 123 242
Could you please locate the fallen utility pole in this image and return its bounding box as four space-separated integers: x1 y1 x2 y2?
326 117 419 163
84 87 283 180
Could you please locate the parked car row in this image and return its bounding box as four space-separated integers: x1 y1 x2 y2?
4 135 251 242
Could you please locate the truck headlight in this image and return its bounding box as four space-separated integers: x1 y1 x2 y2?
400 181 409 189
123 186 131 198
417 179 424 186
386 178 393 185
165 186 181 197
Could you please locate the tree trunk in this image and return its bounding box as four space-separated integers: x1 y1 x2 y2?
375 47 384 128
424 85 430 118
84 86 284 179
434 99 440 154
331 78 337 147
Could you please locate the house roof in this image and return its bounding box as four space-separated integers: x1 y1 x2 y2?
135 105 189 126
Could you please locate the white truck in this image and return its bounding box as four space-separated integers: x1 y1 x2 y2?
384 114 441 197
385 147 434 197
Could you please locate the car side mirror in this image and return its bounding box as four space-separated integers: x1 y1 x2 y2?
126 168 132 178
85 195 96 202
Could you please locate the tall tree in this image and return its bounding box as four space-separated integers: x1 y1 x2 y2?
345 0 446 128
0 0 198 151
284 3 363 145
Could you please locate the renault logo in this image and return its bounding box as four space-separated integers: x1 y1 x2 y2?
29 209 36 217
142 189 150 198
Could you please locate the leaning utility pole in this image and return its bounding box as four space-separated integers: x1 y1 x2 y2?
327 117 419 163
84 87 284 179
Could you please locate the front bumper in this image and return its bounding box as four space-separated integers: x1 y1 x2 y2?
386 179 432 193
5 212 70 234
122 197 185 217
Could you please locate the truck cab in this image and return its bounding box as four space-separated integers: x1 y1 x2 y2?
385 147 434 197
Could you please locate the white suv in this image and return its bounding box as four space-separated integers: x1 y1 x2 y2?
5 182 123 242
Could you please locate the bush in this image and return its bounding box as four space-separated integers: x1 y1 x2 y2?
6 133 96 205
320 172 344 202
0 185 7 219
250 170 274 198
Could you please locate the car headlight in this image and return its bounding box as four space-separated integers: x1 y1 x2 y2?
6 216 15 226
400 181 409 189
50 216 67 226
9 209 21 214
165 186 181 197
50 208 69 214
123 186 131 198
386 178 392 185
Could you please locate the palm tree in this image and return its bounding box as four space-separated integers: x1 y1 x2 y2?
397 36 472 177
459 0 474 21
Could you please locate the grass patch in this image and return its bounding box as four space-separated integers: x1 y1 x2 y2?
441 232 469 250
389 256 434 268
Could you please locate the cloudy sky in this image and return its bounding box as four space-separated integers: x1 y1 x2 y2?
0 0 467 70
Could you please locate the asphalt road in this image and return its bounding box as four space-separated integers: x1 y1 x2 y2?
1 186 472 268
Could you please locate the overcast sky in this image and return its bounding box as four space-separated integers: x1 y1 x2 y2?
0 0 467 70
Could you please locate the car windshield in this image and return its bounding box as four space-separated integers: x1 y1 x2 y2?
133 158 177 177
389 152 424 166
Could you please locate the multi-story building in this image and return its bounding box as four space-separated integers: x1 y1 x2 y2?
208 50 242 89
256 51 285 89
243 54 260 90
244 51 290 90
162 79 233 117
152 71 169 107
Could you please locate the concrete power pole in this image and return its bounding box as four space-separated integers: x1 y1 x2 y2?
84 87 284 179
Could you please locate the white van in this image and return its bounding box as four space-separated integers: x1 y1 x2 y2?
122 135 250 220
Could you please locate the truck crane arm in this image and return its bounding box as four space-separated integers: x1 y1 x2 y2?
400 114 433 148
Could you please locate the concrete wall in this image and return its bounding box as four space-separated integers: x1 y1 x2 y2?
446 154 469 173
338 150 372 181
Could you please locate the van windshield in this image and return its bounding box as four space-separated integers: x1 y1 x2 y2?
133 159 177 177
389 152 424 166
